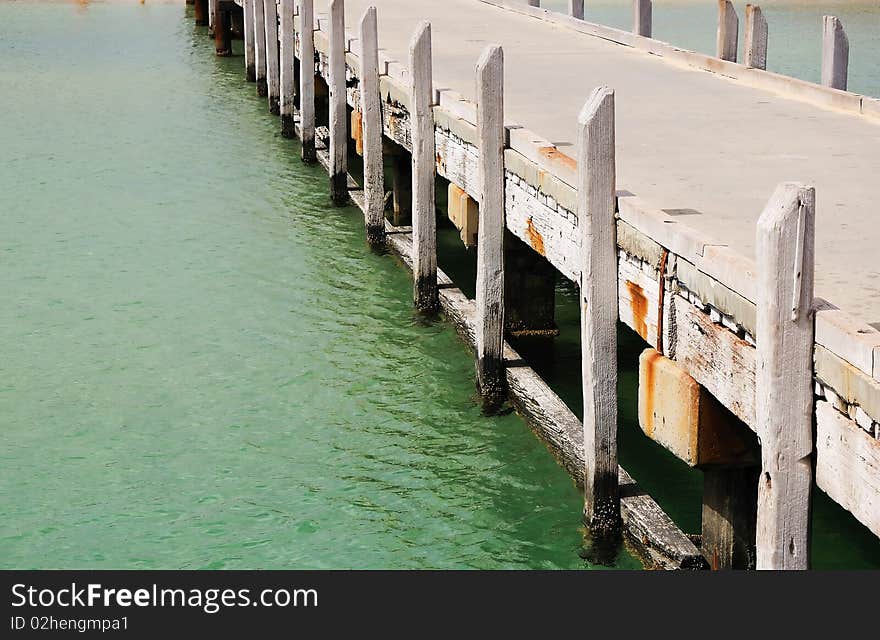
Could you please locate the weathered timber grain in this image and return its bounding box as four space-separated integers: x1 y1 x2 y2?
299 0 316 163
633 0 652 38
410 22 438 312
569 1 584 21
328 0 348 204
280 0 296 137
475 45 506 406
744 4 768 70
264 0 280 114
755 183 815 570
243 0 256 81
578 87 620 537
821 16 849 91
360 6 385 245
253 0 267 96
717 0 739 62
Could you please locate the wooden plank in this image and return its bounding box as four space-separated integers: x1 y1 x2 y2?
299 0 316 163
716 0 739 62
253 0 267 96
279 0 296 137
578 87 620 537
822 16 849 91
328 0 348 204
569 1 584 21
475 45 506 405
755 183 815 570
243 0 256 82
743 4 768 70
264 0 280 114
816 401 880 539
410 21 438 312
359 6 385 245
633 0 652 38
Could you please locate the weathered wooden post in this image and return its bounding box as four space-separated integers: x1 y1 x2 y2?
577 87 620 538
253 0 267 96
360 6 385 245
755 182 816 570
280 0 296 136
633 0 652 38
264 0 281 115
329 0 348 205
475 45 506 407
244 0 256 82
195 0 208 27
527 0 540 6
410 22 438 313
717 0 739 62
214 2 232 57
744 4 768 70
822 16 849 91
209 0 217 37
300 0 316 163
569 1 584 20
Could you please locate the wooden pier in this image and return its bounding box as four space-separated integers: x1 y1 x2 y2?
195 0 880 569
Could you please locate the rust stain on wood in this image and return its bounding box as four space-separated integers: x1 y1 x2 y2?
627 280 648 340
525 217 545 256
538 146 577 172
641 349 661 439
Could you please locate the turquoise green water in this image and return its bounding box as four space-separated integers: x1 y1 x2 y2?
541 0 880 98
0 3 640 569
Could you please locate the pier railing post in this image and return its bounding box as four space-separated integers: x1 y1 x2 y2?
300 0 316 163
475 45 506 407
244 0 256 81
360 6 385 245
716 0 739 62
577 87 620 538
264 0 281 115
569 1 584 21
410 22 438 313
280 0 296 136
744 4 768 70
822 16 849 91
755 182 815 570
633 0 652 38
253 0 267 96
329 0 348 205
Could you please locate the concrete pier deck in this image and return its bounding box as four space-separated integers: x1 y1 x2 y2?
314 0 880 327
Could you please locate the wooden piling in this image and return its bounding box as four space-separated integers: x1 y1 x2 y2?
633 0 652 38
577 87 620 538
391 151 412 226
716 0 739 63
244 0 256 82
300 0 316 163
280 0 296 137
253 0 267 96
329 0 348 205
475 45 506 406
822 16 849 91
755 182 815 570
195 0 208 27
214 3 232 57
527 0 540 6
569 1 584 21
264 0 281 115
360 6 385 245
744 4 768 70
208 0 217 37
702 466 759 570
410 22 438 313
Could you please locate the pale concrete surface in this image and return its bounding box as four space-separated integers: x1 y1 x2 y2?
313 0 880 325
